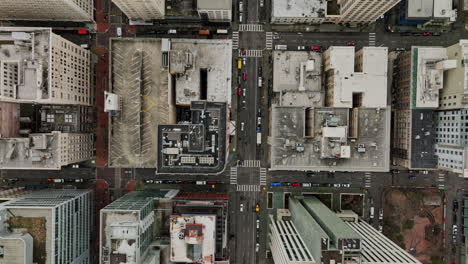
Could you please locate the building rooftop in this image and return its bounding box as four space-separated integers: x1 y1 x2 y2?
346 221 421 264
273 51 323 107
170 214 216 264
270 106 391 172
197 0 231 9
411 47 456 109
4 189 90 208
170 39 232 105
407 0 433 19
102 190 179 212
157 101 227 174
324 47 388 108
272 0 327 19
301 196 360 249
0 132 60 169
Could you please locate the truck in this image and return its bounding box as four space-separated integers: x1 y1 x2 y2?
198 29 210 35
275 44 287 50
257 132 261 144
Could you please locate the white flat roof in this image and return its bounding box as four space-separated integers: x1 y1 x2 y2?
170 215 216 264
326 47 388 108
407 0 433 18
433 0 453 18
272 0 327 18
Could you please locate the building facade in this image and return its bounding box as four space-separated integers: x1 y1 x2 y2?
0 0 93 21
3 189 93 264
0 102 19 138
111 0 165 21
325 0 401 24
197 0 232 22
0 131 94 170
0 27 93 106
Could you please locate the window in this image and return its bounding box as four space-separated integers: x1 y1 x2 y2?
65 114 73 123
47 114 54 122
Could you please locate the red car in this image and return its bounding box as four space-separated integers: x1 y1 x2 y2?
422 32 432 36
242 72 246 81
292 182 300 187
311 45 321 51
207 181 217 185
77 29 88 35
47 178 54 182
237 87 242 96
346 41 355 46
241 48 246 55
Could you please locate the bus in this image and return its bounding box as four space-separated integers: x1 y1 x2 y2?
237 59 242 70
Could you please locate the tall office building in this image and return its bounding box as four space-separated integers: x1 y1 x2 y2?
326 0 401 24
0 0 93 22
0 131 94 170
112 0 165 21
392 46 456 169
0 27 93 106
0 189 93 264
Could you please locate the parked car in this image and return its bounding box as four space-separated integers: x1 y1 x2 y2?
395 48 406 51
168 29 177 34
292 183 300 187
53 179 64 183
333 183 341 188
311 45 321 51
271 182 281 187
255 243 259 252
242 72 247 81
207 181 217 185
422 32 432 36
297 46 305 50
453 200 459 211
256 219 260 229
306 172 317 177
196 181 206 185
322 183 332 187
302 183 312 187
243 88 246 97
342 183 351 188
255 203 260 212
312 183 321 187
346 41 355 46
408 175 416 180
237 87 242 96
283 182 292 186
240 203 244 212
379 208 383 220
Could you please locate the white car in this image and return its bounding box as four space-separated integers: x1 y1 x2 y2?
302 183 312 187
256 219 260 229
54 179 64 183
333 183 341 188
196 181 206 185
117 27 122 37
241 122 245 131
378 225 383 232
297 46 305 50
243 88 246 97
342 183 351 188
242 57 246 65
240 203 244 212
379 208 383 220
255 243 259 252
168 29 177 34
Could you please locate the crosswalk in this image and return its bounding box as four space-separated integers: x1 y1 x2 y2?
260 168 267 185
232 31 239 49
265 32 273 50
369 32 376 46
437 173 445 189
237 184 261 192
364 172 372 188
230 167 238 185
239 49 263 57
239 24 264 32
239 160 261 167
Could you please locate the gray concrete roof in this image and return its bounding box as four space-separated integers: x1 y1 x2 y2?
272 0 326 18
197 0 231 9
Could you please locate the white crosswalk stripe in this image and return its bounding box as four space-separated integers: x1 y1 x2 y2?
260 168 267 185
438 173 445 189
230 167 238 185
239 160 261 167
265 32 273 50
237 184 261 192
369 32 376 47
364 173 372 188
239 49 263 57
239 24 264 32
232 31 239 50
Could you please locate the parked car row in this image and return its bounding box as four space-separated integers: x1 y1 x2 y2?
144 179 217 185
47 178 84 183
270 182 351 188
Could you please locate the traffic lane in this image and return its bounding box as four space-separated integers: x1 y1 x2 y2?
2 167 96 180
246 0 259 23
236 191 255 264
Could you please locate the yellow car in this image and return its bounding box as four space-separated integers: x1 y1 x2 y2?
255 203 260 212
237 59 242 70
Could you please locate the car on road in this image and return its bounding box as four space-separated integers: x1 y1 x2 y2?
196 181 206 185
240 203 244 212
433 32 441 36
255 243 259 252
346 41 355 46
237 59 242 69
322 183 332 187
259 0 264 7
306 172 317 177
256 219 260 229
379 208 383 220
312 183 321 187
4 178 18 183
177 180 185 184
420 170 428 174
164 180 178 184
239 1 243 11
64 178 84 183
72 164 80 168
53 179 64 183
242 57 246 65
207 181 217 185
391 169 400 174
311 45 321 51
271 182 281 187
255 203 260 212
333 183 341 188
241 48 246 55
302 183 312 187
77 28 88 35
240 122 245 131
297 46 305 50
283 182 292 186
258 67 262 76
243 88 246 97
395 48 406 52
378 225 383 232
257 117 261 126
242 72 246 81
237 87 242 96
422 32 432 36
168 29 177 34
453 200 459 211
256 231 260 239
292 182 300 187
342 183 351 188
239 13 243 23
408 175 416 180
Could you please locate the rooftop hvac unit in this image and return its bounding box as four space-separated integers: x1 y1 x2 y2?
357 144 366 153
